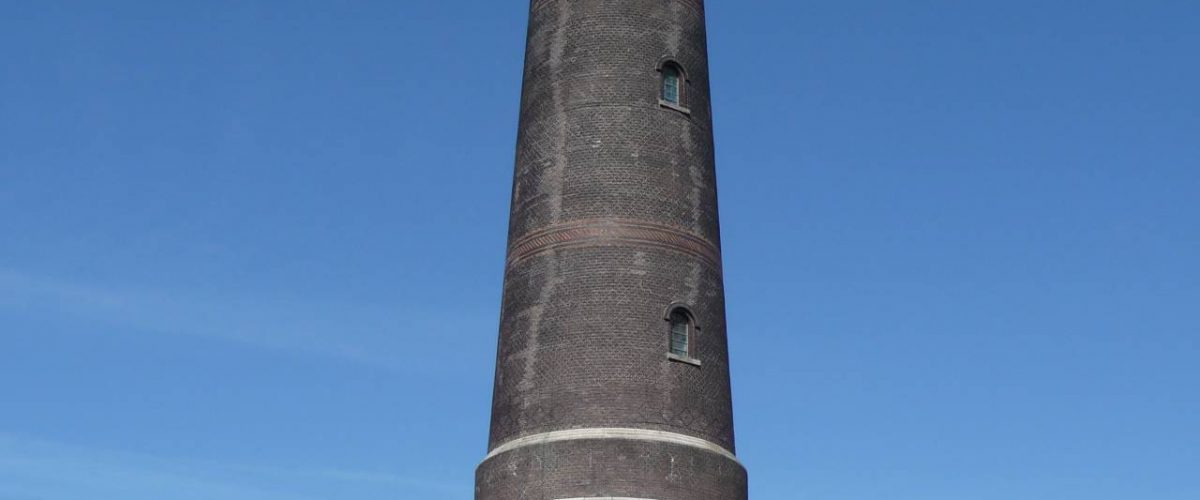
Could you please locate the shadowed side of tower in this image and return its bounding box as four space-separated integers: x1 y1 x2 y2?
476 1 746 499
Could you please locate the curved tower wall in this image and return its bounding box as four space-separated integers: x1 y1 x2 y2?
477 1 746 498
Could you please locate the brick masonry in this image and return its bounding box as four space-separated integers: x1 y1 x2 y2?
478 1 745 498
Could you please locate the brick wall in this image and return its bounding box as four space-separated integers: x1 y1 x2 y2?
478 1 745 498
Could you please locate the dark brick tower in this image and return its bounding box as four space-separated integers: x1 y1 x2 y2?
476 0 746 498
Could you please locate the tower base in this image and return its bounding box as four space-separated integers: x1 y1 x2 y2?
476 435 747 500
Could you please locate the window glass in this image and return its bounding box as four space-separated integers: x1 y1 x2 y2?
662 66 680 104
670 310 689 356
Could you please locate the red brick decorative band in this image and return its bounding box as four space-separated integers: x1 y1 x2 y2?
507 219 721 268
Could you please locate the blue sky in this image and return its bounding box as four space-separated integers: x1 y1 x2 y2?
1 1 1197 499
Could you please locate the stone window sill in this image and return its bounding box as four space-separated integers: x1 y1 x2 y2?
658 99 691 115
667 352 702 367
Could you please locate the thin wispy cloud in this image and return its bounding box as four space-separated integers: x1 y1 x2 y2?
0 433 465 500
0 267 492 374
0 434 314 500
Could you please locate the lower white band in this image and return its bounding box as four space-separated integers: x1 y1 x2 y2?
483 427 739 464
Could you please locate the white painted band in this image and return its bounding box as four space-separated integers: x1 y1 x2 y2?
552 494 657 498
483 427 739 464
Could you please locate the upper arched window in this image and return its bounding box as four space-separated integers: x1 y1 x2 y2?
669 309 691 357
661 63 683 105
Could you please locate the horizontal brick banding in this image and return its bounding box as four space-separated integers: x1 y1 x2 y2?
531 0 703 15
507 219 721 269
477 438 746 500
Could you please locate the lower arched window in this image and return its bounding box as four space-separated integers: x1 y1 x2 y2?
669 309 690 357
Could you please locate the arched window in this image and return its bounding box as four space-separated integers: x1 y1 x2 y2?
669 309 691 357
664 304 701 366
661 64 682 105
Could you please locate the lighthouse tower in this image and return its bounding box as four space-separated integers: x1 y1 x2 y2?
476 1 747 498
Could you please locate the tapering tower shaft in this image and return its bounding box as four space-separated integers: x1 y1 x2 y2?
477 1 746 498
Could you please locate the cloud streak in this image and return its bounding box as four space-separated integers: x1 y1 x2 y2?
0 433 465 500
0 267 493 374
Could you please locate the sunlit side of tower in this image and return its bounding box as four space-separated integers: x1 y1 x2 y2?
476 1 746 498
